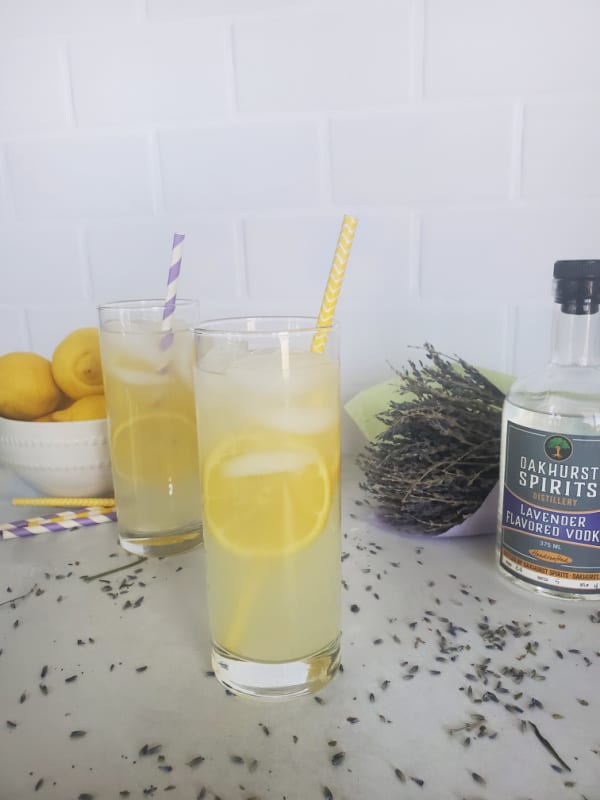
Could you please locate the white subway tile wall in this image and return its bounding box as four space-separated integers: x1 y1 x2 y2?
0 0 141 35
0 226 85 303
147 0 313 19
522 102 600 200
69 26 231 127
87 220 238 302
158 124 321 212
330 106 512 204
233 5 412 112
0 40 71 133
0 154 11 220
244 214 411 303
424 0 600 96
0 0 599 452
6 135 154 218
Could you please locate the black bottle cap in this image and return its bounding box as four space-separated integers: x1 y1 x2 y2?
553 260 600 314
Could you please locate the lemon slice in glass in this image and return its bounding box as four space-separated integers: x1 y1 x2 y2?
202 433 331 557
110 412 196 483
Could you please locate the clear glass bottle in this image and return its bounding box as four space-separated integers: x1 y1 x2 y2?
497 260 600 599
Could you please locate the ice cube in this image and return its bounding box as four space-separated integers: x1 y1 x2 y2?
107 364 170 386
196 341 250 375
227 350 331 398
105 330 164 372
166 330 194 386
223 448 316 477
258 407 337 435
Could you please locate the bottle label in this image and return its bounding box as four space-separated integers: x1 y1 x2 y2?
500 420 600 594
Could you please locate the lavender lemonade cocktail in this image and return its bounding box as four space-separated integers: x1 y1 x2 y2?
98 299 202 557
194 317 342 698
192 216 356 699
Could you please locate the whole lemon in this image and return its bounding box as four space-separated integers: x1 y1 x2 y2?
0 352 62 420
52 394 106 422
52 328 104 399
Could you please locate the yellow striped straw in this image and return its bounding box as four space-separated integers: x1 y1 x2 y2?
12 497 115 508
311 215 358 353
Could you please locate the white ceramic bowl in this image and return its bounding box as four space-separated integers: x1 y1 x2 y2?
0 417 113 497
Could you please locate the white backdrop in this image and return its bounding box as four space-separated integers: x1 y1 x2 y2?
1 0 599 451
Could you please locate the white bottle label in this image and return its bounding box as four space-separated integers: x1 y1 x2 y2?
499 421 600 594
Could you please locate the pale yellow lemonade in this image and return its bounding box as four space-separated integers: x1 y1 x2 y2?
101 322 202 545
196 348 341 663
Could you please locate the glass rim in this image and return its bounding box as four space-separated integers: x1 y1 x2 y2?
97 298 198 312
194 315 339 335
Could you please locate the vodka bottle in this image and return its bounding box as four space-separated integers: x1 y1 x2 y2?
497 260 600 598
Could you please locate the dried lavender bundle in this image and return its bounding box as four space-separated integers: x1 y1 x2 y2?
357 343 506 533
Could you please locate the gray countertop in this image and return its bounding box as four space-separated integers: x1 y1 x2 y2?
0 460 598 800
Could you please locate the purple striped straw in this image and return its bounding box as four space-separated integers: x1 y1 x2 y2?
1 511 117 538
0 506 113 532
160 232 185 350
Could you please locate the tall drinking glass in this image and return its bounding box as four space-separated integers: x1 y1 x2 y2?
98 299 203 557
194 317 341 699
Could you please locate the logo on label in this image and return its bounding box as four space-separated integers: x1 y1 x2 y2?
528 549 573 565
544 435 573 462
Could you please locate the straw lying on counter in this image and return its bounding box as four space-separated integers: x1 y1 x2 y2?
1 505 117 539
12 497 115 508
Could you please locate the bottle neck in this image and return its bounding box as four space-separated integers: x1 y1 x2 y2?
550 304 600 366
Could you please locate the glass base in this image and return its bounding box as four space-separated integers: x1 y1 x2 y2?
211 635 341 700
119 524 202 557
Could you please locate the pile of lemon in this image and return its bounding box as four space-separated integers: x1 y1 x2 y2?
0 328 106 422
